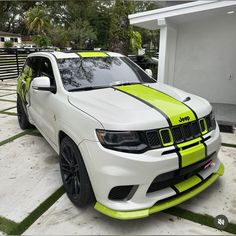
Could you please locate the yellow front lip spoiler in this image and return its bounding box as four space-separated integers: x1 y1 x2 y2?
94 163 224 220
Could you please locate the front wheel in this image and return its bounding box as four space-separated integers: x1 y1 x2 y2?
59 136 94 207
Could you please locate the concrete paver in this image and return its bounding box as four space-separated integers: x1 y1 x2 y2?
178 146 236 224
221 132 236 145
0 114 21 142
0 91 15 96
0 101 16 111
0 135 62 223
24 195 227 235
0 94 17 101
6 107 17 113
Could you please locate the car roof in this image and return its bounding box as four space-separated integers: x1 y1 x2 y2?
27 51 124 59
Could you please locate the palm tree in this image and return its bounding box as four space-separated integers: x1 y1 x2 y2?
25 6 50 34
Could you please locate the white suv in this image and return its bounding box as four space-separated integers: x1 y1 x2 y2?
17 51 224 220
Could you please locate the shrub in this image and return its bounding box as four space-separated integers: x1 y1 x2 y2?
4 41 13 48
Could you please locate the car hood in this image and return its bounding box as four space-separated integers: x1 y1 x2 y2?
68 83 212 130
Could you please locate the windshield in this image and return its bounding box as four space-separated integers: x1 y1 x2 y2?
57 56 155 91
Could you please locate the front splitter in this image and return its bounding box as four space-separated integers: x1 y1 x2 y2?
94 163 224 220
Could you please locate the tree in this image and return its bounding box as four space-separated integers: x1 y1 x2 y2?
109 0 133 55
68 20 97 49
49 27 70 48
25 6 50 35
130 31 142 54
32 35 51 47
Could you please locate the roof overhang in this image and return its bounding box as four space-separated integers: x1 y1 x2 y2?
129 1 236 30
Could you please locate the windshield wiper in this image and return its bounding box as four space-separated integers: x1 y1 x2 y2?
110 82 142 87
68 85 111 92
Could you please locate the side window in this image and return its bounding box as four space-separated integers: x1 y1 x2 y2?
30 57 41 79
39 57 55 86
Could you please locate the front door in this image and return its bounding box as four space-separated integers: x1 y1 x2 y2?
29 56 57 146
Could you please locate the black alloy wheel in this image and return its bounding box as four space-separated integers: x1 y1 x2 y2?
60 136 94 207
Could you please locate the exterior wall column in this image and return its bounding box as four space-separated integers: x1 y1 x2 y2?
158 19 178 86
158 19 167 83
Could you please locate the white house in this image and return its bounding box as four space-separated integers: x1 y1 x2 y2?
0 31 22 48
129 1 236 125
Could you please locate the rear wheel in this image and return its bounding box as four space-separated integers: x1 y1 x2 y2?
59 136 94 207
17 96 33 130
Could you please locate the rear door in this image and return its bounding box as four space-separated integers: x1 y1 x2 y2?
17 56 40 112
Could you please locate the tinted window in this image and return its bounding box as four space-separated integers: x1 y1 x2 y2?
39 57 54 79
57 57 155 91
30 57 41 78
20 57 40 79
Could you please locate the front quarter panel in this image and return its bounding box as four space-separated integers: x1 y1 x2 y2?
55 94 104 153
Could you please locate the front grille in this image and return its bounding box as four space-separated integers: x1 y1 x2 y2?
147 153 215 193
145 113 215 149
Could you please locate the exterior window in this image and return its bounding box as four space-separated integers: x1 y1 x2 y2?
39 57 55 86
0 37 4 42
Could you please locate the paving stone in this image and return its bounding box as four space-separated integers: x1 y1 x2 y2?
221 132 236 145
0 101 16 111
0 90 14 96
0 84 16 89
0 94 17 101
24 195 227 235
0 80 17 86
178 146 236 224
0 135 61 223
0 114 21 142
6 107 17 113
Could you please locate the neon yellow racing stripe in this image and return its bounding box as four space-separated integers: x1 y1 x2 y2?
177 137 206 167
78 51 108 58
115 84 196 126
174 175 202 193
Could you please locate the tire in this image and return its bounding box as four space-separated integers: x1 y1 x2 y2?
17 96 33 130
60 136 94 207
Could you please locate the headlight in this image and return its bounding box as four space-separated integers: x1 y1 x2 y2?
96 130 148 153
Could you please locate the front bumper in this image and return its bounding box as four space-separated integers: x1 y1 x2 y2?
94 163 224 220
79 125 222 213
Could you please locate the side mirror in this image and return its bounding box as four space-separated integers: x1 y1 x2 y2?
145 69 153 78
32 76 56 93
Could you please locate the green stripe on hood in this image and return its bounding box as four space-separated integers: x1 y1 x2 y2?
115 84 196 126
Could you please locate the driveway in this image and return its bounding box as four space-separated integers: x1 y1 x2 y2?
0 79 235 235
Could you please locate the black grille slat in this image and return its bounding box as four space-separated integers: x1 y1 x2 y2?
160 130 171 144
191 121 201 137
146 131 161 148
172 127 184 143
182 124 193 140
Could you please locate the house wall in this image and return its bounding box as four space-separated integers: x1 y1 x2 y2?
172 13 236 105
0 36 21 48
